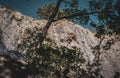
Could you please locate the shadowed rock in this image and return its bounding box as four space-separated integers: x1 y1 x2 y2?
0 5 120 78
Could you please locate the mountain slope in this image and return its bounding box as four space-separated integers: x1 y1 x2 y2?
0 5 120 78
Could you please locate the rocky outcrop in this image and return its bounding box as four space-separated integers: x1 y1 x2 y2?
0 5 97 64
100 36 120 78
0 5 120 78
47 19 98 64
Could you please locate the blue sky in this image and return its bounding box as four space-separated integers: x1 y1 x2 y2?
0 0 117 30
0 0 89 19
0 0 57 19
0 0 96 30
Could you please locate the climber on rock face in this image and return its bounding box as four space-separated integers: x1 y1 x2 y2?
67 33 79 44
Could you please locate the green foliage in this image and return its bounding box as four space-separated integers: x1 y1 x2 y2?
70 0 79 10
95 25 107 38
18 26 42 52
29 45 85 77
37 0 90 25
37 2 70 20
37 2 56 19
89 0 120 35
77 9 90 24
89 0 104 11
18 27 86 77
37 0 120 36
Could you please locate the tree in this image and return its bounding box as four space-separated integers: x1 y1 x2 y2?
37 0 63 47
14 0 119 77
37 0 120 46
18 26 86 77
36 1 120 77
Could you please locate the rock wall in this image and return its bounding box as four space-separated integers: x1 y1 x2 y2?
0 5 120 78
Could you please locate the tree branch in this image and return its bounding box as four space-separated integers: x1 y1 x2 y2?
53 8 115 22
39 0 63 46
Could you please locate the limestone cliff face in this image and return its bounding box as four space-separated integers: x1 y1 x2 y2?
0 5 120 78
47 19 98 64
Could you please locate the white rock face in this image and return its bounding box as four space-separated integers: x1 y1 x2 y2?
48 19 98 64
0 5 120 78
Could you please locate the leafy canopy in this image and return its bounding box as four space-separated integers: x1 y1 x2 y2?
37 0 120 35
18 26 86 77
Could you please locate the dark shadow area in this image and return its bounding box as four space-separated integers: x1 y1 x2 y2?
0 28 6 49
0 28 29 78
114 72 120 78
0 55 30 78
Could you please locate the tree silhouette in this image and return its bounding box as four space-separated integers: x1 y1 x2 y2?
37 0 120 46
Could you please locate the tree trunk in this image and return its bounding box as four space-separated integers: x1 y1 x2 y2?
39 0 63 47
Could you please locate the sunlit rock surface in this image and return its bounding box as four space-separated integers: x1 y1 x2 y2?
0 5 120 78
